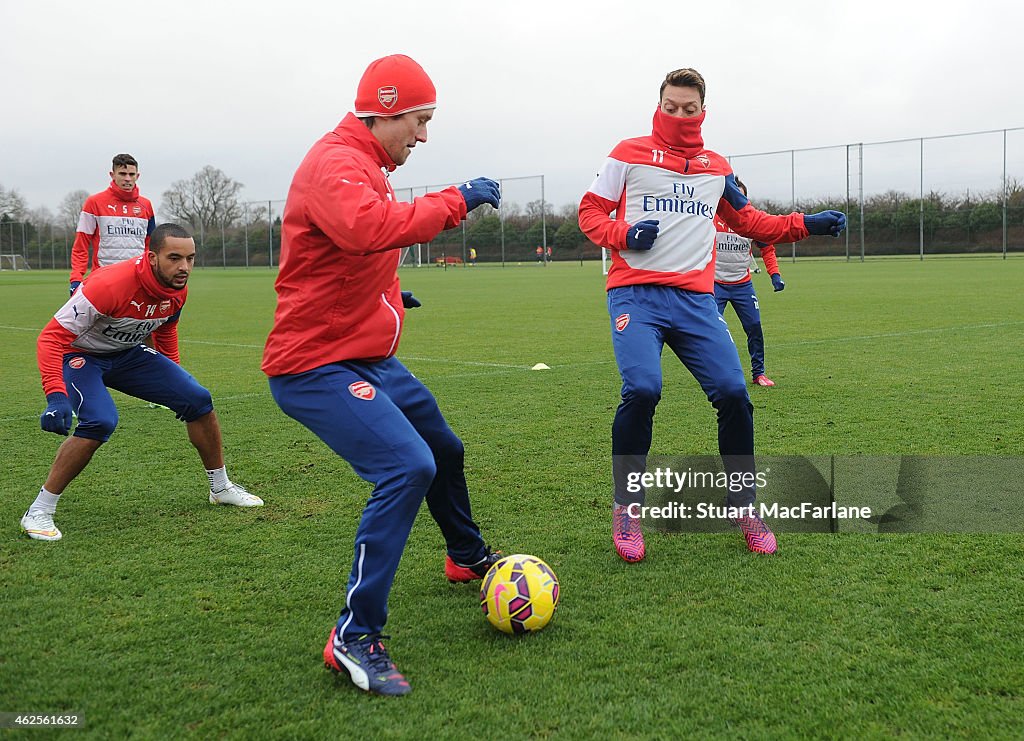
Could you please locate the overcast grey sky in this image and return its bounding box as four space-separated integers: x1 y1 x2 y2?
3 0 1022 217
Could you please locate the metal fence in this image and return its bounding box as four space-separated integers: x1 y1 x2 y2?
728 127 1024 260
0 222 71 269
0 175 555 269
7 127 1022 270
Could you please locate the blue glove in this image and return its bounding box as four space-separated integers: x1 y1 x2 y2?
70 281 81 296
771 274 785 292
458 178 501 212
40 392 73 436
804 210 847 237
401 291 421 308
626 220 660 250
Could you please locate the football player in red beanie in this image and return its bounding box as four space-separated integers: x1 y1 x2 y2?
263 54 503 696
579 68 846 563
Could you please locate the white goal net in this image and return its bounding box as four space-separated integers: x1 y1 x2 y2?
0 254 31 270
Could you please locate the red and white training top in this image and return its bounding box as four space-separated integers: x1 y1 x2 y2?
579 137 807 294
69 183 156 282
38 256 185 395
714 215 781 284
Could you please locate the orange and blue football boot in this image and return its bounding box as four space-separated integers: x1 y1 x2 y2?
323 627 411 696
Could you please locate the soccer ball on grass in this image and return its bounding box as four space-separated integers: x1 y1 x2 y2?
480 554 559 634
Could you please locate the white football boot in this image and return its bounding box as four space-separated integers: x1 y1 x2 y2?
21 510 62 541
209 482 264 507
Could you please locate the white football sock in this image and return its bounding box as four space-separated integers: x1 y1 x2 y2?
206 466 229 492
30 487 61 514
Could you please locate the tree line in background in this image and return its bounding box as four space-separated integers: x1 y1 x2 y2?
2 171 1023 269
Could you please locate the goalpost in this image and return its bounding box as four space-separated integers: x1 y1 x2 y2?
399 244 423 267
0 254 31 270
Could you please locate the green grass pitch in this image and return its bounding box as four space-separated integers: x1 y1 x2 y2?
1 258 1023 737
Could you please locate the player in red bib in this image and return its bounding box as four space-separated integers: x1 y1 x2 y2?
69 154 156 296
21 224 262 543
579 68 846 561
714 176 785 387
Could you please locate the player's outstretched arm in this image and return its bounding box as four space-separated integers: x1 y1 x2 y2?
718 175 808 245
307 165 468 254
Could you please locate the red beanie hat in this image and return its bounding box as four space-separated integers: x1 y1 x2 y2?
354 54 436 117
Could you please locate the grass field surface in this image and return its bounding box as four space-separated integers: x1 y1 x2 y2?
2 258 1023 738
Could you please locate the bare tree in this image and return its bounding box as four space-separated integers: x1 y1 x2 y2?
524 198 547 220
27 206 55 228
160 166 245 236
0 185 28 220
58 189 90 232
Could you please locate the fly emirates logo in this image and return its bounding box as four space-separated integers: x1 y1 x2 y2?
101 319 158 345
641 181 715 220
105 221 147 237
717 233 749 252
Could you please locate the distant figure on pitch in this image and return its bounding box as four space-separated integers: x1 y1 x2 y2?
714 176 785 387
69 154 155 296
468 246 477 265
21 224 263 543
262 54 505 697
579 67 846 562
536 245 544 263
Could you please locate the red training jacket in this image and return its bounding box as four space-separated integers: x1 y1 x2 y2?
262 113 466 376
38 256 185 396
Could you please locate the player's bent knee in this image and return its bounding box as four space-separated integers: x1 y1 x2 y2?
73 427 114 443
73 410 119 441
176 385 214 422
431 431 465 463
713 379 750 408
403 449 438 490
622 379 662 408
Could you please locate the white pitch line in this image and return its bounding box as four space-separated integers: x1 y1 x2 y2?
181 338 263 349
4 321 1021 373
772 320 1024 348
